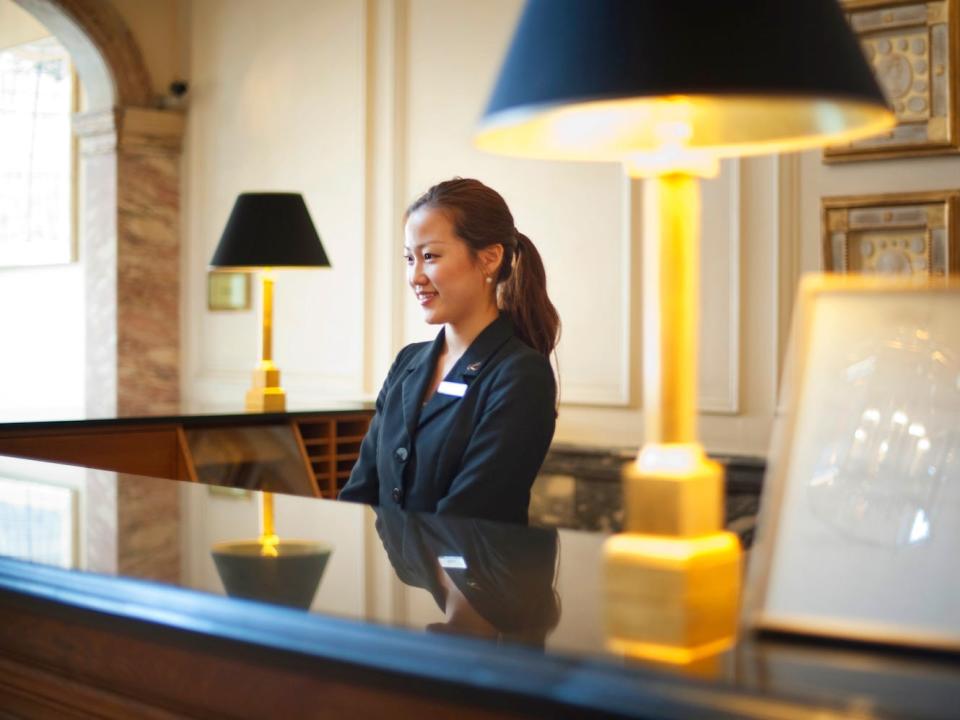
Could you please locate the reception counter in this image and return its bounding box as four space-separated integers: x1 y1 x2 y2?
0 404 375 498
1 452 958 718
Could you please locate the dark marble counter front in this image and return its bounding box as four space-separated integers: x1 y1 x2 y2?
1 453 958 718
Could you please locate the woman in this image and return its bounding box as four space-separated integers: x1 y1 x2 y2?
338 178 560 524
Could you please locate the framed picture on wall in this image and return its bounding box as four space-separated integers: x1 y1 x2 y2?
822 190 960 276
824 0 959 162
745 276 960 651
207 271 252 312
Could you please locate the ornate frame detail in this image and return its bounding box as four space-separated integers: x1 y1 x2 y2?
822 190 960 275
825 0 959 162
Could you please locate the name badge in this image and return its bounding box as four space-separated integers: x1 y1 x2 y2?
438 555 467 569
437 381 467 397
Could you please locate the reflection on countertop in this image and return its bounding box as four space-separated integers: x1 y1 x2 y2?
2 452 959 719
533 444 764 546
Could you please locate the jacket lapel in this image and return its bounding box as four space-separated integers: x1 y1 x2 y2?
417 386 462 427
401 329 445 439
417 313 515 429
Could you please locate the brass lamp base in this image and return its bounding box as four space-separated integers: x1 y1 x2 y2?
245 365 286 412
603 443 741 665
603 531 740 665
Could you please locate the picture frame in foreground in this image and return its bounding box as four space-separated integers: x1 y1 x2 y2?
745 275 960 652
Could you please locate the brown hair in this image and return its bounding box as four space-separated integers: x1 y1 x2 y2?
405 178 561 358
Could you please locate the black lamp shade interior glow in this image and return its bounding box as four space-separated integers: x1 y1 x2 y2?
210 193 331 270
476 0 894 159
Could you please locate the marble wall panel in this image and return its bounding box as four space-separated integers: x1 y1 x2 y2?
117 148 180 415
78 132 119 418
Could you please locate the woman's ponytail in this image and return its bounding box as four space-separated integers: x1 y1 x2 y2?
499 231 560 358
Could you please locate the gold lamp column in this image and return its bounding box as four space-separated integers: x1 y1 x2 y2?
248 269 284 411
476 0 894 663
209 193 331 412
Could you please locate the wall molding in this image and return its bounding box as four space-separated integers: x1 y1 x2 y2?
699 158 742 415
560 174 636 408
189 368 365 411
775 152 802 397
359 0 410 397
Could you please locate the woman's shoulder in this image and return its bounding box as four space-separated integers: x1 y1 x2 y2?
386 340 431 376
494 337 556 386
396 340 430 365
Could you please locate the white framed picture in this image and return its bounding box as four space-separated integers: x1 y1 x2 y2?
746 275 960 651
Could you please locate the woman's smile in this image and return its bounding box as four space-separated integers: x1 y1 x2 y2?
417 289 438 306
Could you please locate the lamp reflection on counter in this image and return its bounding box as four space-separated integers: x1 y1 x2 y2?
212 491 332 610
209 193 331 412
476 0 894 663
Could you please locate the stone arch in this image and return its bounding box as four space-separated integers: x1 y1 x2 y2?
13 0 151 110
13 0 183 417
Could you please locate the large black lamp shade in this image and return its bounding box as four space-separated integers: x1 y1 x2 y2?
210 193 330 270
475 0 895 162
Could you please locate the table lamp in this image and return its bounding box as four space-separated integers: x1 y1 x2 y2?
210 193 331 412
476 0 894 663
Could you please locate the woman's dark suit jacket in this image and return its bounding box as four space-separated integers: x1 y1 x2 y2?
338 313 556 524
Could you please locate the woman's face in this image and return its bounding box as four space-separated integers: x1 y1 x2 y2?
404 207 493 326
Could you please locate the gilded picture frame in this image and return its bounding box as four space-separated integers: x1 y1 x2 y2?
824 0 960 162
821 190 960 276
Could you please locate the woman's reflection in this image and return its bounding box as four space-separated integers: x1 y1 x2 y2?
375 504 560 647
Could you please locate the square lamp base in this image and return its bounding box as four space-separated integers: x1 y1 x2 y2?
603 531 741 665
245 366 286 412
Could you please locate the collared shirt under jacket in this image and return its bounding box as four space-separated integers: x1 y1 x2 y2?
338 313 556 524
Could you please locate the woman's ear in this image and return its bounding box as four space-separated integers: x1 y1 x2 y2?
478 244 505 279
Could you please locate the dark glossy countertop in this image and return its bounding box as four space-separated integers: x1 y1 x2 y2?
1 453 958 718
0 401 375 431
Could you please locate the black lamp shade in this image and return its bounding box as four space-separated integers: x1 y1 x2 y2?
210 193 331 270
476 0 894 159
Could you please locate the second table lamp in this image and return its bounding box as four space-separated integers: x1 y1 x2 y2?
209 192 331 412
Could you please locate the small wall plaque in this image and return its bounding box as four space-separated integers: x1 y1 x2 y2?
822 190 960 276
825 0 959 162
208 271 252 312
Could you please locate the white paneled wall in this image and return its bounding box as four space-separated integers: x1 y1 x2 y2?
181 0 784 456
179 0 960 458
183 0 368 406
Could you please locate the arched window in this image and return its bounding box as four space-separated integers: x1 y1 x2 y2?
0 34 76 266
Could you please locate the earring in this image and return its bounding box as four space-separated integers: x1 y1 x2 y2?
486 276 493 284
